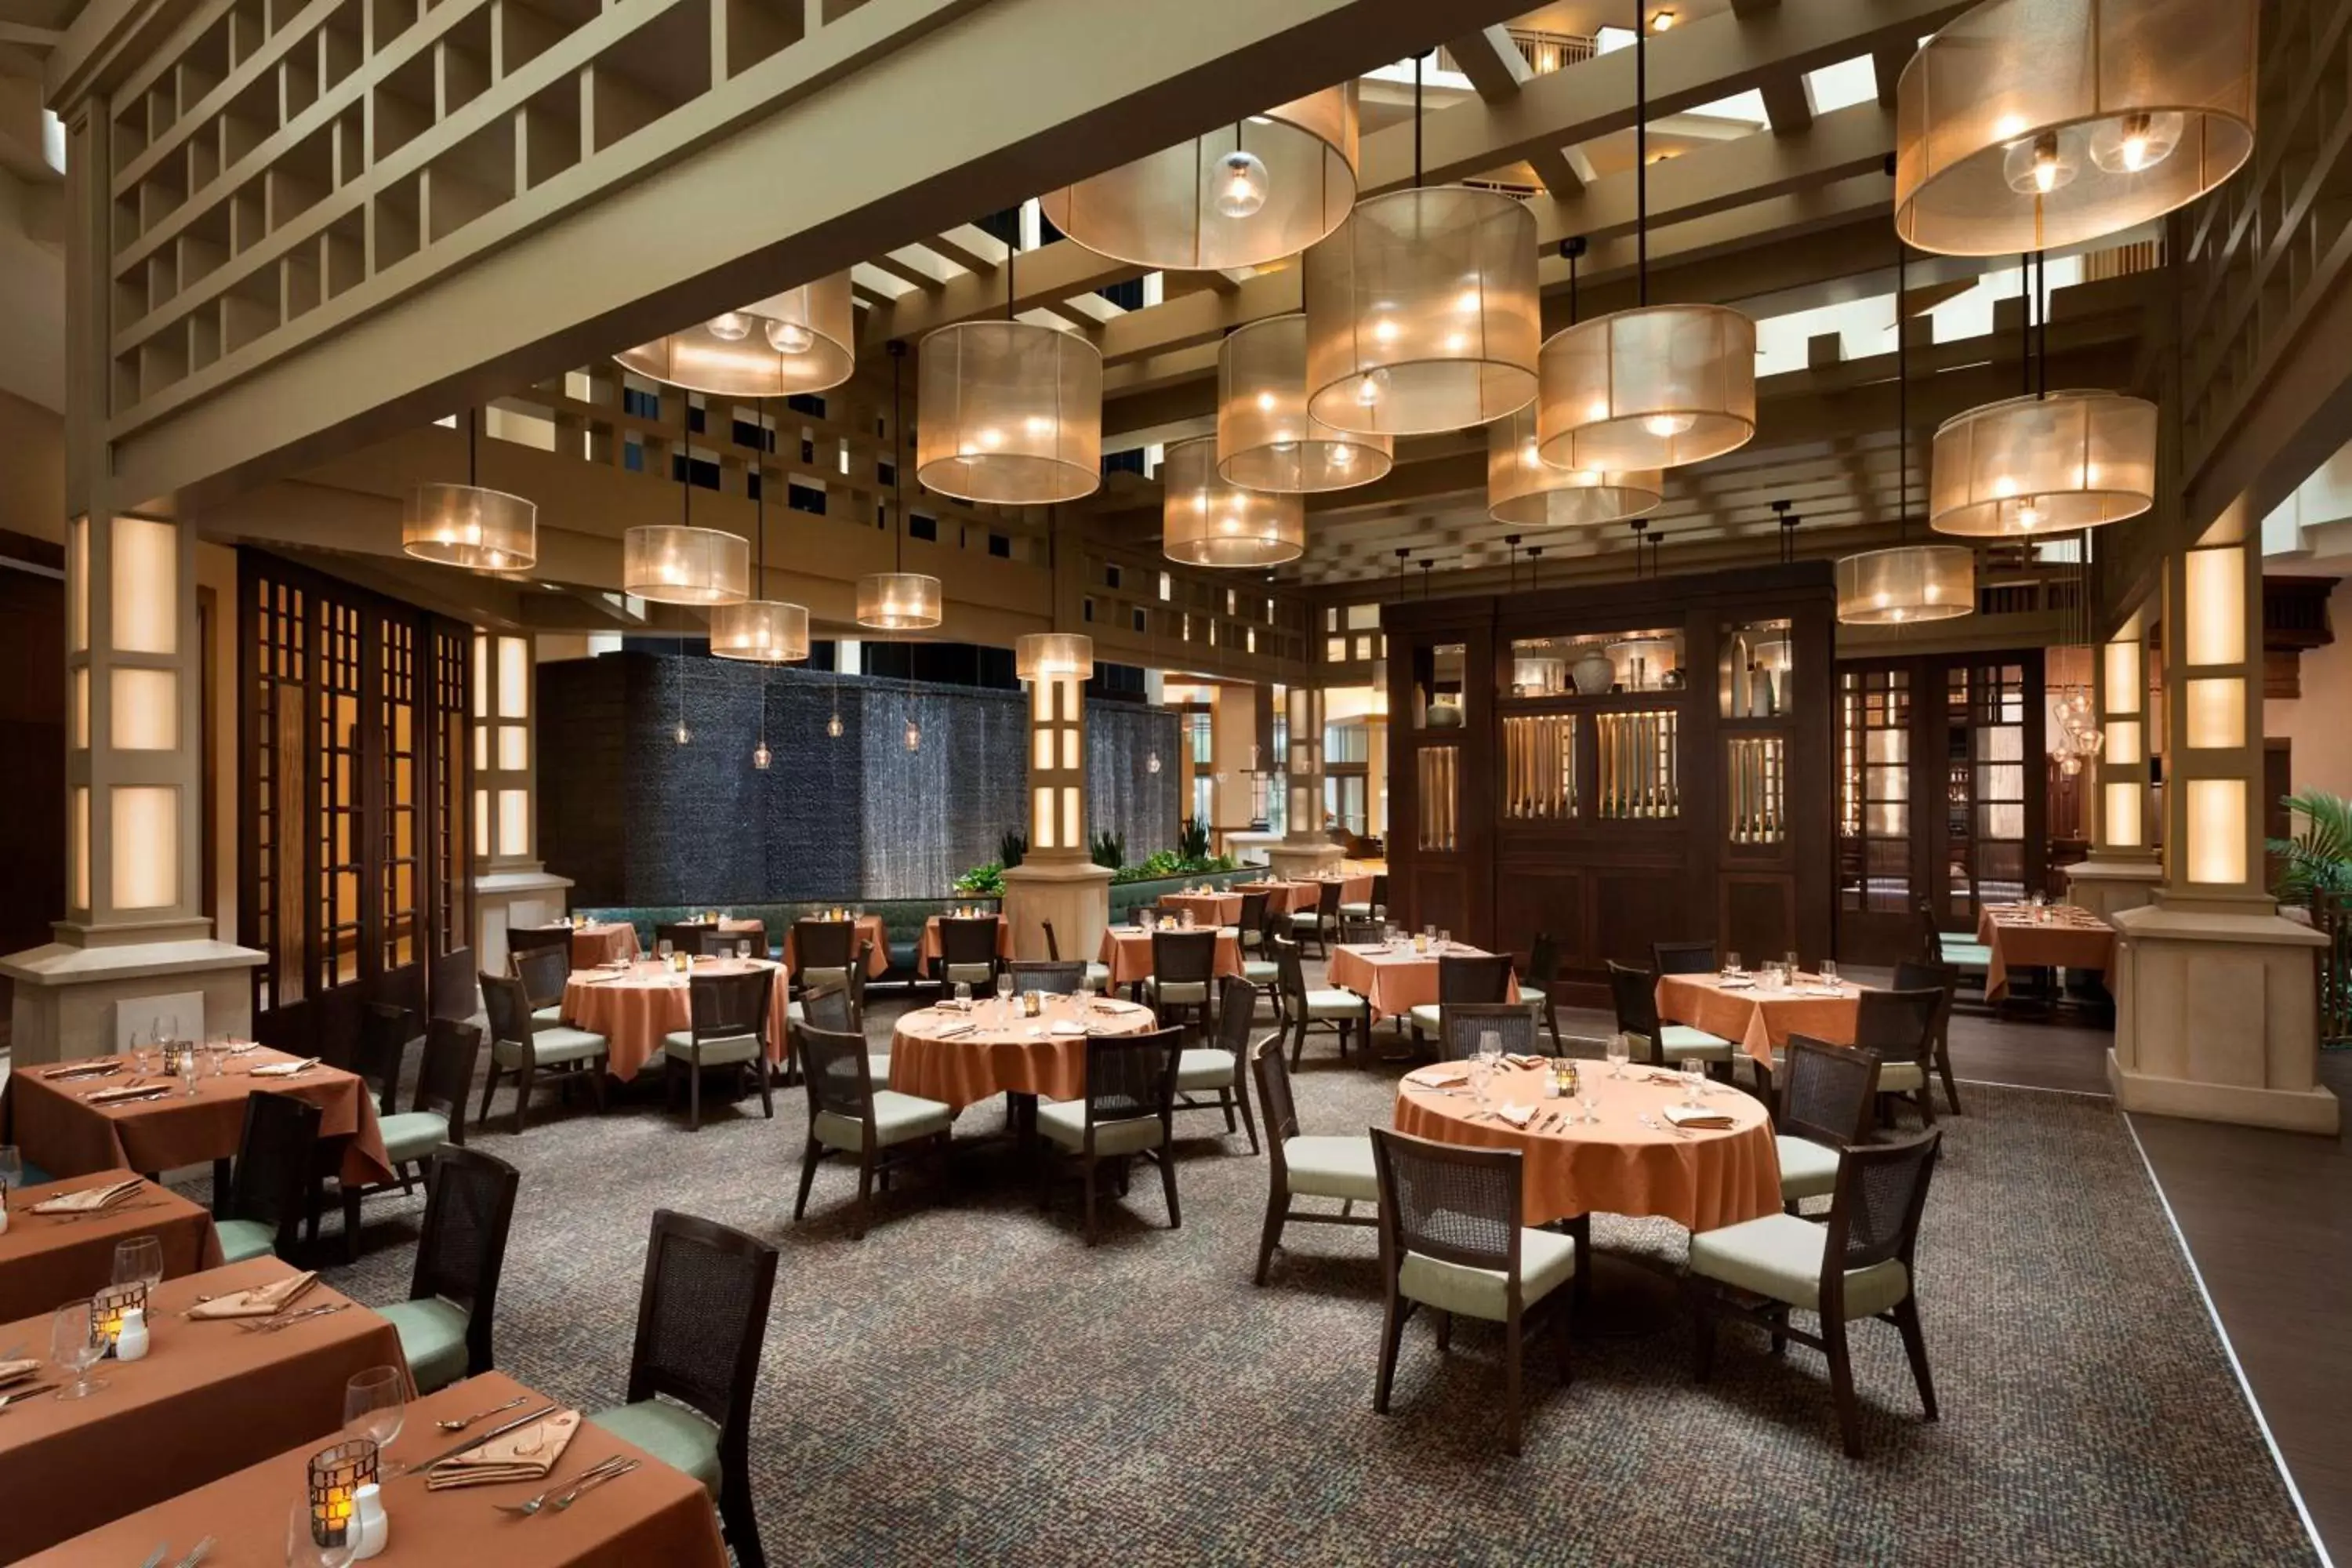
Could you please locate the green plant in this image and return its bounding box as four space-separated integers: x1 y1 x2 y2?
1091 829 1127 870
998 829 1029 871
1178 816 1210 862
2270 789 2352 905
954 861 1006 897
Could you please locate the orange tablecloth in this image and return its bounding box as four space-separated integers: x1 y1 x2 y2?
568 922 640 966
1978 904 2116 1002
1656 973 1860 1069
24 1368 730 1568
1096 926 1244 987
889 996 1159 1111
1161 891 1243 926
1236 880 1319 914
1326 942 1519 1022
0 1257 410 1562
1393 1063 1781 1232
561 959 789 1080
0 1169 222 1323
783 914 891 978
2 1048 396 1189
920 914 1015 970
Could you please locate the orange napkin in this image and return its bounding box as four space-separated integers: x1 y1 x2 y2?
1503 1052 1546 1070
29 1178 142 1214
187 1270 318 1320
426 1409 582 1490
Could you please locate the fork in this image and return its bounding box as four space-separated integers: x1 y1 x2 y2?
238 1302 350 1334
493 1456 632 1518
551 1458 639 1512
169 1537 214 1568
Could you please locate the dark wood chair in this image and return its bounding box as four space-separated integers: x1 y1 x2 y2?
937 916 1004 993
1775 1035 1880 1211
662 968 775 1130
1250 1035 1377 1285
586 1210 779 1568
793 1024 952 1239
1273 934 1368 1067
379 1143 520 1393
1855 984 1947 1127
1915 898 1992 993
1342 873 1388 919
1406 953 1514 1048
1606 960 1734 1077
1892 959 1963 1117
1439 1001 1539 1061
1235 890 1272 963
791 919 856 990
1288 878 1345 958
428 945 478 1025
1651 941 1718 977
216 1090 322 1265
653 921 704 957
1007 960 1087 995
310 984 363 1073
510 942 572 1032
1145 928 1218 1036
694 926 751 958
1689 1130 1943 1458
506 924 573 967
1036 1027 1184 1246
1370 1127 1576 1456
1041 920 1112 993
1521 932 1565 1052
477 972 608 1134
354 1001 414 1119
1171 975 1259 1151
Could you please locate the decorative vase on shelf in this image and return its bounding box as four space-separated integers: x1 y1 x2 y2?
1570 649 1615 695
1425 701 1464 729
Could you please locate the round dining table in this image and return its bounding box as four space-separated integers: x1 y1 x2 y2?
561 957 791 1080
890 994 1158 1112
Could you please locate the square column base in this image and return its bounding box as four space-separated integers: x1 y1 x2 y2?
1265 840 1344 881
2063 857 2165 926
2108 903 2337 1135
474 866 575 975
1000 858 1115 966
1 938 266 1068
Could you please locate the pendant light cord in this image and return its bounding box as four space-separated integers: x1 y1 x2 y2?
755 395 768 587
1413 53 1423 187
680 390 692 529
1635 0 1648 307
2036 248 2049 399
1896 236 1908 544
467 405 478 486
890 340 908 574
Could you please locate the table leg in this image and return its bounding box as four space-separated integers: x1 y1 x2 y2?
211 1156 232 1217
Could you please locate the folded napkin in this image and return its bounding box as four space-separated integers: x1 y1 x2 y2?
188 1270 318 1320
1642 1071 1688 1087
1492 1102 1537 1129
224 1042 263 1055
1715 976 1755 989
82 1080 165 1103
40 1058 119 1080
29 1178 142 1214
0 1359 42 1388
426 1409 583 1490
1503 1052 1546 1070
1798 985 1846 998
249 1056 321 1077
1663 1105 1735 1130
1049 1021 1087 1036
1403 1066 1468 1089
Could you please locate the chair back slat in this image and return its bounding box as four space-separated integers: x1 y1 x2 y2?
1371 1127 1522 1274
1607 960 1663 1037
1367 872 1388 912
1152 929 1217 985
1084 1028 1181 1127
512 946 570 1011
625 1210 779 1460
1855 986 1944 1067
310 986 362 1073
1828 1130 1941 1272
688 969 771 1046
1008 960 1086 995
1338 917 1385 946
356 1002 416 1116
1315 880 1344 921
1779 1036 1878 1147
1272 935 1308 1003
793 920 855 971
1891 959 1958 1061
429 946 478 1023
479 973 533 1054
1526 932 1561 986
1236 891 1270 941
653 922 703 956
797 1024 873 1124
416 1018 483 1136
1651 942 1717 976
228 1090 322 1247
939 917 1002 968
1436 953 1512 1004
1250 1035 1300 1146
1439 1002 1537 1061
1216 976 1258 1052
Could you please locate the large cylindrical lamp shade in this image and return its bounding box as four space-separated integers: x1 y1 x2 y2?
1218 314 1392 492
1928 390 2157 536
1894 0 2257 256
1016 632 1094 681
1303 187 1540 436
1835 545 1977 624
1040 86 1359 270
916 321 1102 504
855 572 942 631
1163 437 1305 567
1486 405 1661 527
613 272 856 395
403 484 536 571
1536 305 1756 470
709 599 810 662
622 525 749 605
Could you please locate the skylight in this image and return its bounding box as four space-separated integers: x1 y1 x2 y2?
1805 56 1877 114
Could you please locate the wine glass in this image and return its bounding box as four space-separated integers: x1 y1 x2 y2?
953 981 971 1009
1682 1058 1708 1105
179 1046 201 1098
995 973 1014 1013
50 1298 106 1399
656 938 673 961
736 939 751 961
1476 1029 1503 1075
1605 1033 1631 1079
343 1364 406 1453
0 1144 21 1210
1724 951 1743 978
1820 959 1840 990
111 1236 164 1293
287 1497 359 1568
131 1023 154 1077
1784 950 1802 982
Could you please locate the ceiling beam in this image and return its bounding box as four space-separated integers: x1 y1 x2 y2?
1443 24 1529 103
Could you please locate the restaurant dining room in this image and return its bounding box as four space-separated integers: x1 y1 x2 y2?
4 0 2352 1563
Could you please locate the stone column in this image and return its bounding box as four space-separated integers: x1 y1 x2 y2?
1267 684 1343 880
1000 658 1112 964
2109 516 2335 1132
2064 609 2164 921
2 96 260 1063
470 632 572 973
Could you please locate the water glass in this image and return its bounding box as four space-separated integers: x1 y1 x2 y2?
1682 1059 1708 1105
343 1364 406 1452
1820 959 1840 989
50 1298 106 1400
111 1236 164 1292
954 982 972 1007
1605 1034 1631 1078
656 939 673 960
0 1144 20 1205
180 1047 201 1098
1179 909 1196 930
1437 929 1451 951
996 974 1015 1011
1580 1094 1598 1126
736 940 751 960
131 1025 154 1077
1475 1029 1503 1076
1724 951 1743 977
1784 951 1802 981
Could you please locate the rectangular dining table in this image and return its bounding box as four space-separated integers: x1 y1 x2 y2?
0 1256 410 1562
1324 942 1519 1023
1655 972 1861 1069
21 1368 731 1568
782 914 892 978
1095 926 1245 989
1977 903 2115 1003
0 1170 221 1323
918 914 1015 973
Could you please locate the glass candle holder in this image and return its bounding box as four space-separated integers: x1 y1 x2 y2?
309 1436 380 1548
93 1281 146 1355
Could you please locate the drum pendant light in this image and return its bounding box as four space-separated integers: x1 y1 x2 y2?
404 408 537 572
1302 54 1540 437
857 341 944 630
1040 85 1359 270
623 392 750 606
1016 510 1094 682
1537 8 1755 471
1893 0 2257 256
710 397 811 662
1838 221 1974 625
1163 435 1305 567
916 234 1102 506
1489 241 1661 527
1218 313 1392 492
614 273 857 397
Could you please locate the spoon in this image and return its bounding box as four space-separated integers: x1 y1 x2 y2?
437 1393 528 1432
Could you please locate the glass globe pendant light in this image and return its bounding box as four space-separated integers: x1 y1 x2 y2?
1537 8 1754 470
858 341 945 630
1302 56 1539 436
623 391 750 605
915 237 1101 506
404 407 538 572
709 397 811 663
1893 0 2257 256
1039 86 1358 270
1487 245 1660 528
614 273 856 397
1218 313 1392 493
1163 436 1305 568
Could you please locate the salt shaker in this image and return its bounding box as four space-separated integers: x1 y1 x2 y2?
113 1307 150 1363
350 1483 388 1559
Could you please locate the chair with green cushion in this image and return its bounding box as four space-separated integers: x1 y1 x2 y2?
216 1090 322 1264
789 918 857 1004
1008 960 1087 996
1250 1036 1376 1285
1689 1130 1943 1458
508 939 572 1032
1853 982 1947 1129
379 1144 518 1394
1775 1036 1878 1210
1036 1027 1184 1247
1606 960 1735 1077
1519 933 1565 1053
1233 892 1282 990
1370 1127 1576 1456
1916 899 1992 989
586 1210 777 1568
1406 953 1514 1049
429 945 480 1030
1042 920 1112 993
1143 929 1217 1036
1171 976 1259 1152
477 973 608 1134
662 968 773 1131
1650 941 1718 978
340 1017 484 1256
1439 1001 1538 1063
1341 872 1388 921
352 1001 415 1121
1287 878 1345 959
793 985 884 1084
1273 935 1368 1068
1891 960 1962 1118
937 916 1004 996
793 1023 952 1239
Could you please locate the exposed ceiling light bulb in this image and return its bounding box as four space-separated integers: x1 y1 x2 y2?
764 318 815 354
2015 500 2044 531
2089 111 2185 175
706 313 752 342
826 711 844 739
1214 149 1269 220
2002 130 2078 196
674 720 691 745
1354 367 1389 408
753 741 771 770
1147 751 1162 774
904 717 922 752
1650 8 1675 30
1642 412 1697 438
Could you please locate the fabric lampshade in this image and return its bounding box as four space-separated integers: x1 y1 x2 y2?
1536 303 1756 470
1162 436 1305 567
1486 404 1661 527
1016 633 1095 681
855 572 942 631
1928 389 2157 536
622 525 749 605
1218 313 1392 492
1835 545 1978 623
916 321 1102 505
709 599 810 662
403 483 536 571
614 273 856 396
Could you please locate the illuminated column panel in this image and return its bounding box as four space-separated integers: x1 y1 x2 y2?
1024 670 1089 862
472 633 540 871
2157 524 2266 903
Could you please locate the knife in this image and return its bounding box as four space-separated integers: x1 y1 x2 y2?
0 1381 63 1410
390 1402 561 1478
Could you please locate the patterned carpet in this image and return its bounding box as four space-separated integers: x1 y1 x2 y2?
285 1005 2314 1567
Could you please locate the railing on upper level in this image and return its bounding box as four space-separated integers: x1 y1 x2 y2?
1437 27 1599 79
